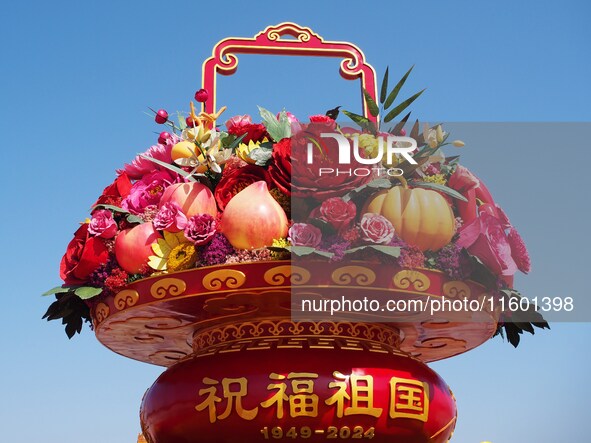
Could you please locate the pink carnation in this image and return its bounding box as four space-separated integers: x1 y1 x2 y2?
507 228 531 273
88 209 118 239
153 202 188 233
184 214 217 246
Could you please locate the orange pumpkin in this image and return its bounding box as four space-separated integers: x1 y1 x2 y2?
364 185 455 251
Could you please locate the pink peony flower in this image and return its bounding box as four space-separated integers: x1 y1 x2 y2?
288 223 322 247
117 134 179 180
507 228 531 273
359 213 395 244
153 202 188 233
122 170 181 215
225 115 252 131
184 214 218 246
88 209 118 239
447 165 480 193
457 212 517 276
318 198 357 230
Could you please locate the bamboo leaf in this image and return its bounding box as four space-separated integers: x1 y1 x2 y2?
384 65 415 109
363 89 380 117
389 111 412 135
383 89 426 123
380 67 389 104
341 110 377 134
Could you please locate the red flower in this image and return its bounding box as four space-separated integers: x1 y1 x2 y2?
319 197 357 230
215 165 273 210
226 116 268 144
60 224 110 285
309 114 336 128
448 165 480 194
507 228 531 273
268 129 373 200
94 172 132 207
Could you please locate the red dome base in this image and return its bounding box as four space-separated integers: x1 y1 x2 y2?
140 346 456 443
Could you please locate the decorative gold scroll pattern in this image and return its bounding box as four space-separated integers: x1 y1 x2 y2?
263 265 311 285
193 320 401 354
95 303 109 324
150 278 187 299
331 266 376 286
202 269 246 290
442 281 471 299
114 289 140 310
393 270 431 292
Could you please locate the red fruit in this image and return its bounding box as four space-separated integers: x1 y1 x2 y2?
115 223 162 274
194 88 208 103
160 182 218 219
400 128 407 136
158 131 171 144
155 109 168 124
185 116 199 127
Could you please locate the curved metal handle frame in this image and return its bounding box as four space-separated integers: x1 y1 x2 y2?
201 22 379 122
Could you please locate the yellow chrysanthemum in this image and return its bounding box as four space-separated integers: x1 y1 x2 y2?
270 238 291 260
148 231 198 272
357 133 380 157
421 173 447 186
236 138 269 164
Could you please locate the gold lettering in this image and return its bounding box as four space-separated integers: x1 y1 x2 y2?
389 377 429 422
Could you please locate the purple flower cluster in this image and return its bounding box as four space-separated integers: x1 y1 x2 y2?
436 244 468 279
201 233 235 266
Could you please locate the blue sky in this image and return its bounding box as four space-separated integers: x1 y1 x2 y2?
1 1 590 442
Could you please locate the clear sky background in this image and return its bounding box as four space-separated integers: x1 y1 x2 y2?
1 1 590 442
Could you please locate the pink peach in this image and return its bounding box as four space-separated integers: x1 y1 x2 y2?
159 182 217 218
115 223 162 274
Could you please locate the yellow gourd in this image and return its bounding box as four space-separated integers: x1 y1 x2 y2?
364 184 455 251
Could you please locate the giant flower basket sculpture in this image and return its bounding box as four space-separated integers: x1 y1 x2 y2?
44 23 548 443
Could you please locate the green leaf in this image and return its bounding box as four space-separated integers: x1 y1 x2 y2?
342 178 391 202
409 180 468 202
363 89 380 118
139 154 197 182
91 204 129 214
384 65 414 109
341 110 377 134
74 286 103 300
126 214 144 224
345 245 401 258
389 111 411 135
258 106 291 142
226 133 247 150
177 111 187 130
380 67 389 104
383 89 426 123
42 286 72 296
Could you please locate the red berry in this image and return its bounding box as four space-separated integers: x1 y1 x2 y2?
186 116 199 127
155 109 168 124
194 88 209 103
158 131 171 144
400 128 407 136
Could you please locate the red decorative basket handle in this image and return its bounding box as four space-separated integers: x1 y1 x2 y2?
201 22 379 122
